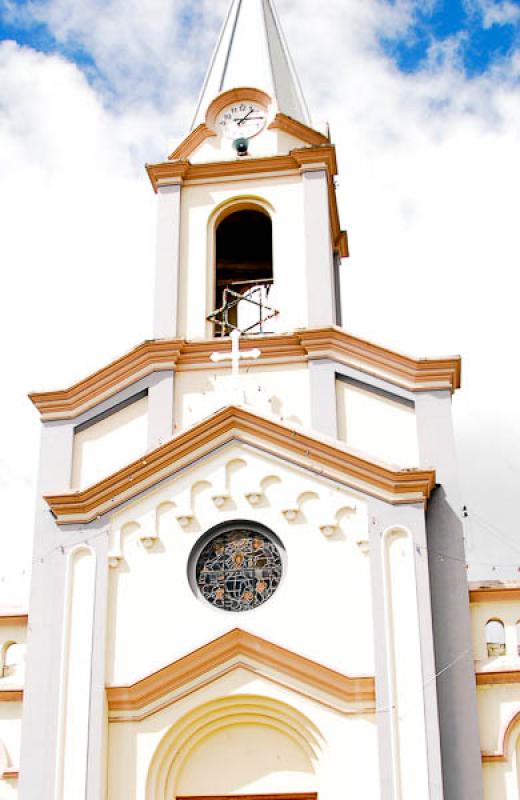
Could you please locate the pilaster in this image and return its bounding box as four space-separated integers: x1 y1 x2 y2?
153 179 182 339
367 500 444 800
308 358 337 439
300 167 335 328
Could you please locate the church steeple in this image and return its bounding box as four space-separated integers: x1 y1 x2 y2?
192 0 311 129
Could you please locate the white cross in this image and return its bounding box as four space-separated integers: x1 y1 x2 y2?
210 329 261 404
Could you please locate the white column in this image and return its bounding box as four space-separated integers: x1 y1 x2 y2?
56 546 97 800
369 501 444 800
300 167 335 328
19 422 74 800
153 180 182 339
147 371 175 450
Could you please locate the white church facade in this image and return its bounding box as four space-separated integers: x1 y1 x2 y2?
1 1 520 798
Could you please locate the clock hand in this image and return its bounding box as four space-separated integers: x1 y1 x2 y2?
236 108 255 125
233 116 264 122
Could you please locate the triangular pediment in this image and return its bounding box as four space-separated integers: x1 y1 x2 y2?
106 628 375 720
45 405 435 524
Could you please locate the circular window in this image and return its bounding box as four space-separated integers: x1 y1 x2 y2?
193 523 283 612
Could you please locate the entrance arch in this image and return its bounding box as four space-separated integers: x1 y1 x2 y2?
146 694 322 800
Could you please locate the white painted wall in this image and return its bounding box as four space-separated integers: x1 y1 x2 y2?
192 126 309 164
106 444 372 686
470 597 520 799
336 379 420 467
71 396 148 490
175 363 311 431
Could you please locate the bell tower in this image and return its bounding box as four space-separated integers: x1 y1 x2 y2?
148 0 348 341
18 2 486 799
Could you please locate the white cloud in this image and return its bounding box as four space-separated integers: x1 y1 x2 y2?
465 0 520 28
1 0 520 594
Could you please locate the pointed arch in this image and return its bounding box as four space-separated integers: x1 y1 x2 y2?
146 694 323 800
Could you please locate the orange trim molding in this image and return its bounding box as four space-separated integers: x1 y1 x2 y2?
476 669 520 686
146 143 344 255
168 124 216 161
106 629 375 713
205 87 273 129
44 405 436 524
268 113 329 146
470 585 520 603
0 613 28 625
29 327 461 421
0 690 23 702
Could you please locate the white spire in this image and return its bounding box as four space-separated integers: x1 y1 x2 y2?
192 0 311 129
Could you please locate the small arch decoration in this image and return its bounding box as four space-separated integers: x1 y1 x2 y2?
145 694 322 800
486 618 506 658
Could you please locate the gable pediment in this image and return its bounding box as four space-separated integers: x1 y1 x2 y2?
45 405 435 524
106 628 375 720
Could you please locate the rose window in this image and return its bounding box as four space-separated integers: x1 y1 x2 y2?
195 526 283 612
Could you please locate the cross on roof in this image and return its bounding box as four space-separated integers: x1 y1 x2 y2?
210 329 261 404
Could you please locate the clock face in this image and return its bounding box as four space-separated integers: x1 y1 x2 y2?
216 101 267 140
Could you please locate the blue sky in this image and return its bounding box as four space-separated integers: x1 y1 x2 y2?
1 0 519 103
382 0 520 76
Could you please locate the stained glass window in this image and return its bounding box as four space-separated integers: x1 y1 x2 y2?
195 527 283 612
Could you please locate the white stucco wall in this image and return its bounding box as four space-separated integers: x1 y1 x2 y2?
471 597 520 799
71 396 148 490
192 126 308 164
106 443 372 687
336 379 420 468
175 363 311 431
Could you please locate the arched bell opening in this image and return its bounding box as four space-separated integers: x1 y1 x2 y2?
211 207 275 336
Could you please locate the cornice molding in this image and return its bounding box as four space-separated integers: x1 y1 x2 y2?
2 769 19 780
0 689 23 702
44 405 436 524
168 123 216 161
476 669 520 686
470 584 520 603
268 113 330 147
147 142 346 255
29 327 461 421
0 614 28 625
106 628 375 715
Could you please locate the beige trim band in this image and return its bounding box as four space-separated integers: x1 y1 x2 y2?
0 690 23 702
476 670 520 685
44 405 436 523
470 585 520 603
268 114 330 146
0 614 28 625
168 124 216 161
106 629 375 713
29 327 461 421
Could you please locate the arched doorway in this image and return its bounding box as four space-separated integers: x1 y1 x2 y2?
212 208 274 335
